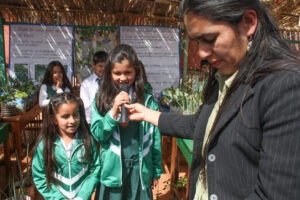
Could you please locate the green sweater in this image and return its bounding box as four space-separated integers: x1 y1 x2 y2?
32 135 100 200
91 93 163 190
46 85 66 99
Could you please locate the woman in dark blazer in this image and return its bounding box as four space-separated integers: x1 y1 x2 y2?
126 0 300 199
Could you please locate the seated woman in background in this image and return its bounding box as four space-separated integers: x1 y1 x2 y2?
39 60 72 107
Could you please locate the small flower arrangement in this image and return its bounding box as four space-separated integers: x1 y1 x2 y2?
0 77 38 114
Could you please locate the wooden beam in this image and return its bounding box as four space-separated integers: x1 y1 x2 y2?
115 12 181 22
155 0 178 5
0 3 104 14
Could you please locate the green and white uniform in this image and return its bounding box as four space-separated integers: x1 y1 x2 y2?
32 134 100 200
46 85 66 99
38 84 70 107
91 93 162 199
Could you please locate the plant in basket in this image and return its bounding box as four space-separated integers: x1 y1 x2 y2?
0 83 17 117
0 77 37 115
14 90 28 113
13 77 36 113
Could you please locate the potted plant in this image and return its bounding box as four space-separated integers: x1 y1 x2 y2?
161 78 206 115
16 77 37 112
15 90 28 113
2 77 37 113
0 83 17 117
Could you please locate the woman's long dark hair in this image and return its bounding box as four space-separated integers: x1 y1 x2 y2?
96 44 144 116
180 0 300 185
180 0 300 96
41 60 72 90
33 93 93 188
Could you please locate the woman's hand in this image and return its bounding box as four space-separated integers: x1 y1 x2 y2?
125 103 147 121
151 178 159 189
126 103 161 126
111 91 130 120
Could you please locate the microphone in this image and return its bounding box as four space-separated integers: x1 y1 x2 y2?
120 84 129 127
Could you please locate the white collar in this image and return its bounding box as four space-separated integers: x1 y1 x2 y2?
58 132 78 150
91 73 102 82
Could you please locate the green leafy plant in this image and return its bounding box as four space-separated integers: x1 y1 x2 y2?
0 84 16 103
172 176 188 189
15 90 28 99
1 77 36 102
16 78 36 97
162 78 206 115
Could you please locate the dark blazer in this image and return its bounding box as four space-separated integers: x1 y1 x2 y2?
159 69 300 200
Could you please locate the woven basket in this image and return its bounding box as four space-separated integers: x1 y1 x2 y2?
1 102 17 117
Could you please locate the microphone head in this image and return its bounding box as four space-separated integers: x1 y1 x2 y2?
120 84 129 93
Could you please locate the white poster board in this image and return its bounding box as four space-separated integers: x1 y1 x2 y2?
120 26 180 99
9 24 74 83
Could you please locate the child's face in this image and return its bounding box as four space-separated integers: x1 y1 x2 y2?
92 62 105 77
111 59 136 88
54 102 80 137
52 66 63 84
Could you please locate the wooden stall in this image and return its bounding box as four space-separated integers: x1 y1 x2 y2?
0 0 299 199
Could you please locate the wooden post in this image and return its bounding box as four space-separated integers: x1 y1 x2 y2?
182 33 189 90
0 13 6 86
170 137 178 197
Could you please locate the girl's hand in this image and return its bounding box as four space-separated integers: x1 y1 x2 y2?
111 91 130 120
56 78 63 90
151 178 159 189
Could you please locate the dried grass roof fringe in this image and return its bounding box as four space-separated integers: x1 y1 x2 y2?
0 0 299 31
0 0 183 28
268 0 300 32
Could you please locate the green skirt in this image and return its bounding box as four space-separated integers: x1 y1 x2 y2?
98 161 153 200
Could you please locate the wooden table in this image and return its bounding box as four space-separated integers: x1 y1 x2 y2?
0 122 10 183
1 104 42 158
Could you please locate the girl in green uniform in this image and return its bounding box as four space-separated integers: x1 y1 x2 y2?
91 44 163 200
32 92 100 200
39 60 72 107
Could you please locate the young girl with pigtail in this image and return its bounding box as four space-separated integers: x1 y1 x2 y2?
32 92 100 200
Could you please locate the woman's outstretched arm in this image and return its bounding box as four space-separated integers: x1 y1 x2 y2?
127 103 198 140
126 103 161 126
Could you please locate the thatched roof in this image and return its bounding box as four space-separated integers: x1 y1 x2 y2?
0 0 183 28
0 0 299 31
267 0 300 31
